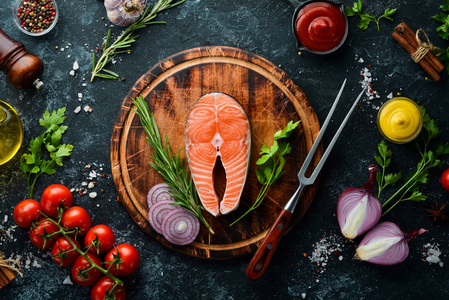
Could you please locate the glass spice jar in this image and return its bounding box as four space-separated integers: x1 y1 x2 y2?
12 0 59 36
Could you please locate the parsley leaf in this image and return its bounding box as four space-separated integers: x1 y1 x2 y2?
230 120 300 226
346 1 397 31
377 108 449 216
20 108 73 198
433 1 449 75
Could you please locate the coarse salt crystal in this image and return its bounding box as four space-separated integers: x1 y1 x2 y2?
69 70 75 76
82 83 87 87
84 106 92 113
74 106 81 114
89 192 97 199
63 275 73 285
89 170 97 178
88 182 95 189
82 182 88 186
78 93 83 99
3 215 7 224
302 293 306 299
358 58 364 63
73 61 79 70
387 92 393 99
339 256 343 261
60 48 65 52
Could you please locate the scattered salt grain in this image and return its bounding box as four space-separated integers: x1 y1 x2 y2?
301 293 306 299
84 106 92 113
78 93 83 99
89 170 97 178
73 61 79 70
88 182 95 189
358 58 364 63
3 215 8 224
422 243 444 266
82 83 87 87
89 192 97 199
82 182 88 186
63 275 73 285
60 48 65 52
74 106 81 114
69 70 75 76
387 92 393 99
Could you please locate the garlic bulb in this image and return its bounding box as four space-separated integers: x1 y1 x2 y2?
104 0 147 27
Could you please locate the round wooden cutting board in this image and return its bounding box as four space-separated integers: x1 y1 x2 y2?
111 46 322 259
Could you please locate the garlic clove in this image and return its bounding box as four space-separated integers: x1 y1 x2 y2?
105 0 147 27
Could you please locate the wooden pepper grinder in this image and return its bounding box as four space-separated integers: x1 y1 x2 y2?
0 27 44 90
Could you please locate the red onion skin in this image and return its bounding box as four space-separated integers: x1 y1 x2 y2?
355 222 409 265
147 183 173 209
337 165 382 239
148 199 176 235
161 208 200 246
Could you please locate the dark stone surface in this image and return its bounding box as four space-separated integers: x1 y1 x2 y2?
0 0 448 299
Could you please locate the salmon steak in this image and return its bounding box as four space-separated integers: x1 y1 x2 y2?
185 93 251 216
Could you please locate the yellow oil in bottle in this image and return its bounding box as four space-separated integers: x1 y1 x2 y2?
0 100 23 165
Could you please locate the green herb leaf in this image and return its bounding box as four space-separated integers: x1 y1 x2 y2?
91 0 186 82
20 108 73 198
441 0 449 11
346 1 396 31
384 172 402 186
231 119 301 226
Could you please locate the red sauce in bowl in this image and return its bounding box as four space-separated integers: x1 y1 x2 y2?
294 1 347 53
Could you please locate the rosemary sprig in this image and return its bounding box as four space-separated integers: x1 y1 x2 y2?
132 96 214 234
91 0 186 82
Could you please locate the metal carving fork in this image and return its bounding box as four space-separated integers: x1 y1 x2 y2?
246 79 365 280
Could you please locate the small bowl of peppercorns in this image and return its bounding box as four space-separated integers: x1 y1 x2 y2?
13 0 58 36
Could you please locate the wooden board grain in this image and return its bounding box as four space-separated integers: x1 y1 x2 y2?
111 46 322 259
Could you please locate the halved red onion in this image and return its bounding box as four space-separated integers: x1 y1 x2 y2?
337 165 382 239
147 183 173 209
148 199 177 235
355 221 427 265
161 208 200 246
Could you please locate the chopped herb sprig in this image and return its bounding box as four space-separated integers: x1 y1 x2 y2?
133 96 214 234
20 108 73 199
375 107 449 216
432 0 449 74
345 0 397 31
230 120 300 227
91 0 185 82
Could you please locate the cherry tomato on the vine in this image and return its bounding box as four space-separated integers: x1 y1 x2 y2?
71 253 102 287
84 224 115 254
40 184 73 217
91 276 126 300
51 236 81 267
61 206 91 235
104 243 140 277
29 218 61 249
441 168 449 192
13 199 42 228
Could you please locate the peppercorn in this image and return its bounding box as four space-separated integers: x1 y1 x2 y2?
16 0 56 34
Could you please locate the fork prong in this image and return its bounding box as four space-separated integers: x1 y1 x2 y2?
297 79 347 183
307 88 365 182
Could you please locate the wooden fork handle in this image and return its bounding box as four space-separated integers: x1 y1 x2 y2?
245 208 293 281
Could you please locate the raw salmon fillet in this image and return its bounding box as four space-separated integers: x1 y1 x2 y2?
185 93 251 216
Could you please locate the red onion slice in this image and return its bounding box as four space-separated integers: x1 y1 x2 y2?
161 208 200 246
148 199 177 235
147 183 173 209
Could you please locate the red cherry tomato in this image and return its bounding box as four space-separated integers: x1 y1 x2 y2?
441 168 449 192
84 225 116 254
41 184 73 217
13 199 42 228
51 236 81 267
61 206 92 236
104 244 140 276
71 253 102 286
29 218 61 249
91 276 126 300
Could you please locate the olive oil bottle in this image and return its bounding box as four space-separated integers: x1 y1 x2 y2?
0 100 23 165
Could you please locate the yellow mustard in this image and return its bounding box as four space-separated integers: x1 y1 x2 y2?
377 97 423 144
